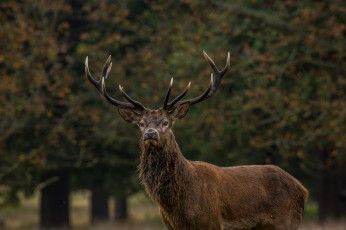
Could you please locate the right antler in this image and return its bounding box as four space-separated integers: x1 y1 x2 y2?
163 51 230 111
85 55 145 111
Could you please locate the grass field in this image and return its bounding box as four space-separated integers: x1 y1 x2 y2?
0 191 345 230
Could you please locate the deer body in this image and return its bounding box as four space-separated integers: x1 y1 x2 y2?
86 51 308 230
138 120 307 230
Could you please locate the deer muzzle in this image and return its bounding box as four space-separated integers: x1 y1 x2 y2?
144 129 159 141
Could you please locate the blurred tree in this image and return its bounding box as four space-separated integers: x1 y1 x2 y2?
209 0 346 222
0 0 140 227
40 171 70 229
0 0 345 226
90 189 109 225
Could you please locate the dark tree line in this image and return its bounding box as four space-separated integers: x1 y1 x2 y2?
0 0 345 228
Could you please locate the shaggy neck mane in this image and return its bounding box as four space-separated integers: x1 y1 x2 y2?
138 131 192 210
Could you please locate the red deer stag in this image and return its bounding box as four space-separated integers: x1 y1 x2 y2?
85 51 308 230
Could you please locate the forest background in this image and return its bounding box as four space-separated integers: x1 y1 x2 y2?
0 0 345 229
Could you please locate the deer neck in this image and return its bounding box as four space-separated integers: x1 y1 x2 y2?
139 131 192 208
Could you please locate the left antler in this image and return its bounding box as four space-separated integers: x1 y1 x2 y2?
85 56 145 111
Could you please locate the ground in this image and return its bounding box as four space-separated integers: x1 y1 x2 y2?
0 191 345 230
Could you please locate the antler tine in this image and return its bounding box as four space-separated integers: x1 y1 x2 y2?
119 85 145 110
102 55 112 80
85 55 112 95
163 77 173 110
204 51 230 97
85 56 100 92
85 56 143 110
167 82 191 110
185 74 214 105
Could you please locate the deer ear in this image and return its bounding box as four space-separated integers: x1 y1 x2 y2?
169 102 190 121
118 107 141 124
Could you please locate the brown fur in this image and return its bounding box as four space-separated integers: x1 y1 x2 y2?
86 53 308 229
135 109 308 230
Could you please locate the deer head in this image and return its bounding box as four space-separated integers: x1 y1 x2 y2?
85 51 230 147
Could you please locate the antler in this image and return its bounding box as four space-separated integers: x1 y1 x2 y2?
163 51 230 110
85 55 145 110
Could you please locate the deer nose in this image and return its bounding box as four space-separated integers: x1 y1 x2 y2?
144 129 158 141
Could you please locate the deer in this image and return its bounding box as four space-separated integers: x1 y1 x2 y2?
85 51 308 230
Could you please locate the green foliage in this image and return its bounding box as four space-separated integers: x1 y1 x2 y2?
0 0 345 208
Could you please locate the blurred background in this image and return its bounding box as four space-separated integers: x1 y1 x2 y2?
0 0 345 229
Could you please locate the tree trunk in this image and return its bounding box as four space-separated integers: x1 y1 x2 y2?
91 189 109 225
341 169 346 215
40 171 70 229
318 150 341 223
114 196 128 220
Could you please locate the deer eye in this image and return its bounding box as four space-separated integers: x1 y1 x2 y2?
162 120 169 127
139 122 145 128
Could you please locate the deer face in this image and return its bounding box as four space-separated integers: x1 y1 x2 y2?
117 103 190 146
